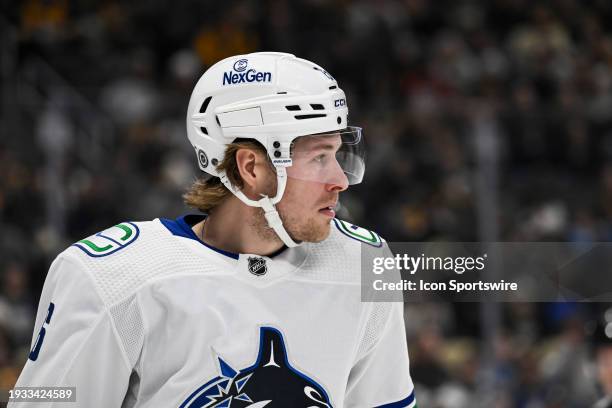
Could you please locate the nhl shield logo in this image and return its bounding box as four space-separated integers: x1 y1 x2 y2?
248 256 267 276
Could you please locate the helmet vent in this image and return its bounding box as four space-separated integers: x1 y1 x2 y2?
295 114 326 120
277 91 287 94
199 96 212 113
310 104 325 110
200 127 208 135
285 105 301 111
329 85 337 90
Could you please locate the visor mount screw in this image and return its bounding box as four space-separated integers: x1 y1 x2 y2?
273 141 280 148
211 158 218 166
337 116 341 124
274 151 281 158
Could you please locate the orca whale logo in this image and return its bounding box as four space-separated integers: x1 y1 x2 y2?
179 327 332 407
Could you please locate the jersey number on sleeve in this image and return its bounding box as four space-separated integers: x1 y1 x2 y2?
29 302 55 361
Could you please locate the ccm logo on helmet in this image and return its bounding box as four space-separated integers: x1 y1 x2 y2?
223 59 272 86
334 98 346 107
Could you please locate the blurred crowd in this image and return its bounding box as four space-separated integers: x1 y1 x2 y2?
2 0 612 406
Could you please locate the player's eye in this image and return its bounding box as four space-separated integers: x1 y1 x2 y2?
312 154 327 164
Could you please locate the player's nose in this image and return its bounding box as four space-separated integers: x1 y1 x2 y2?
326 159 349 192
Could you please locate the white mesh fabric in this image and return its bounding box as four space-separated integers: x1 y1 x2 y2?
110 294 144 368
67 220 219 306
297 226 361 283
356 302 392 359
297 224 393 360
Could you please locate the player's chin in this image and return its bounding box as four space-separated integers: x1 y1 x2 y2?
312 227 331 243
309 219 333 243
293 219 332 243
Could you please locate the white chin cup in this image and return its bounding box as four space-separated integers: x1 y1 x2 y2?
219 167 298 248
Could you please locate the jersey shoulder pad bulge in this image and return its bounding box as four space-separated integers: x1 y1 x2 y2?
64 219 182 305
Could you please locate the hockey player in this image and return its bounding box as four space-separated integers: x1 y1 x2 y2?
10 52 416 407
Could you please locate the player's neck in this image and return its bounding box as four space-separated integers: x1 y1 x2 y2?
193 197 285 257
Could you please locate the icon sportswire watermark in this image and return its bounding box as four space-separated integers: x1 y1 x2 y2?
360 242 612 302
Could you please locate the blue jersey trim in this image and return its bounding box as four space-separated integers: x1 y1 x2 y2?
375 390 415 408
160 214 288 261
160 215 240 260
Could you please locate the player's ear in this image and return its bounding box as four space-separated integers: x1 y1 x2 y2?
235 148 275 199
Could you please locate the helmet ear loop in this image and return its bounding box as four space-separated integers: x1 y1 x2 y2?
219 142 297 247
258 169 298 247
221 168 298 247
259 166 287 205
256 154 283 203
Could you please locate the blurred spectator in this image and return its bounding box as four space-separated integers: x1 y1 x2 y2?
592 314 612 408
0 262 35 346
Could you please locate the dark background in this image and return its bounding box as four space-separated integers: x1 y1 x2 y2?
2 0 612 406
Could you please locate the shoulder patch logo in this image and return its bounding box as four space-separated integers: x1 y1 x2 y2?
333 219 383 247
73 222 140 257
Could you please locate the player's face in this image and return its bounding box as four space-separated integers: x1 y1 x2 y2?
276 134 349 242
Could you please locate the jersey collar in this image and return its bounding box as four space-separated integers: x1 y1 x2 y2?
159 214 307 285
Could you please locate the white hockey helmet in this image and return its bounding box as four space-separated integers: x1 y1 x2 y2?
186 52 365 247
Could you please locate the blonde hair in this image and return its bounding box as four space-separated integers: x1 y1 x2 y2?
183 140 269 213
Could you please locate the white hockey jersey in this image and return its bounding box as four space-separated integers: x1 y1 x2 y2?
11 214 416 408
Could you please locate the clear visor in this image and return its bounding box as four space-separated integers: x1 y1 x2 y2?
286 126 365 185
